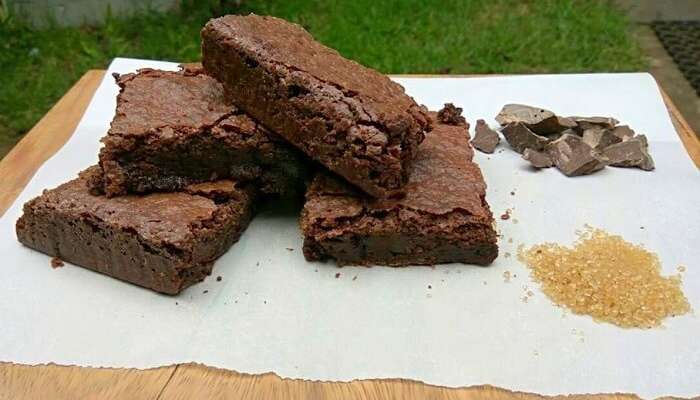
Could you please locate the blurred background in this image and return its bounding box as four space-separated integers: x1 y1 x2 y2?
0 0 698 158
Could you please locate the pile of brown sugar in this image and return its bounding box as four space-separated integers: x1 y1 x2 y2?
518 227 691 329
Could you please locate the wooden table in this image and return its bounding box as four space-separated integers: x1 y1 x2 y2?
0 71 698 400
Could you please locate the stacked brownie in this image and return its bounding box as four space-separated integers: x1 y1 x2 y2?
17 14 498 295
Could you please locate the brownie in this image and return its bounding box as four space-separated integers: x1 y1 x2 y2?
97 64 307 198
300 110 498 266
16 167 255 295
201 15 431 198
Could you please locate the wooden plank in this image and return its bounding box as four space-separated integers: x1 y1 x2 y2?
158 363 641 400
0 362 176 400
660 90 700 168
0 70 106 217
0 71 697 400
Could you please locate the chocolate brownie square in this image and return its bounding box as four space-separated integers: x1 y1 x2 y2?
97 64 307 198
16 167 255 294
300 110 498 266
201 15 431 198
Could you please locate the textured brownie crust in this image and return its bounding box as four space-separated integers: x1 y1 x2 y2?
201 15 431 198
98 65 307 198
300 112 498 266
16 167 255 294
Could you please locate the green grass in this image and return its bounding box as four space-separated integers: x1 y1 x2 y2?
0 0 645 157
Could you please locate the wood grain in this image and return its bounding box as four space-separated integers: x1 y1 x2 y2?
0 71 698 400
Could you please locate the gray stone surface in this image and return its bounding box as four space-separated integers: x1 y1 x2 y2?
616 0 700 23
8 0 177 27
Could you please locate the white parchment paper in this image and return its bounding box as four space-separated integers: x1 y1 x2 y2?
1 58 699 398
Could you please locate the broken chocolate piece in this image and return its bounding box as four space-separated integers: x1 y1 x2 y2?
547 134 608 176
597 135 654 171
501 122 549 154
581 128 622 149
611 125 635 141
471 119 500 153
496 104 575 134
569 116 619 132
437 103 466 126
522 148 554 168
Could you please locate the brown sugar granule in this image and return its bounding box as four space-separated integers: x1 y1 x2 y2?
518 227 691 329
50 257 64 268
503 271 512 283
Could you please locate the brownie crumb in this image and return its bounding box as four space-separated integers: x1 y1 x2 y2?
437 103 466 126
203 290 209 294
50 257 64 269
428 285 432 289
510 191 515 196
352 275 358 281
216 276 222 282
286 247 294 251
335 272 341 278
500 210 511 220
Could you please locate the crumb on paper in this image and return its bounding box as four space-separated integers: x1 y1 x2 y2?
51 257 64 268
216 276 222 282
203 290 208 294
335 272 341 279
352 275 358 281
678 265 686 273
500 210 511 220
428 285 432 289
508 238 513 244
503 271 512 283
286 247 294 251
504 252 511 258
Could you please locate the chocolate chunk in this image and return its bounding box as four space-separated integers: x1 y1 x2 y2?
471 119 500 153
547 134 608 176
569 116 619 132
496 104 575 134
597 135 654 171
501 122 549 154
522 148 554 168
611 125 635 141
437 103 467 126
581 128 622 149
